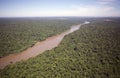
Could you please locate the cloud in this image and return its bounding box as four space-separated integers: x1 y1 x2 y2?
64 5 117 17
97 0 117 5
101 6 115 11
23 5 119 17
0 1 119 17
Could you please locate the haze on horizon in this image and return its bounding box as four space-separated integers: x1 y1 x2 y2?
0 0 120 17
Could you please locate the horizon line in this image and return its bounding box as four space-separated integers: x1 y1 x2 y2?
0 16 120 18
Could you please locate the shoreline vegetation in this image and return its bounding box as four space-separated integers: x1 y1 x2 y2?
0 17 120 78
0 17 86 57
0 22 89 69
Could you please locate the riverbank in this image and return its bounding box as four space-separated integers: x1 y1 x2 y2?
0 22 89 69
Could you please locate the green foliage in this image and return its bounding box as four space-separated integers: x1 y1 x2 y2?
0 18 120 78
0 17 83 57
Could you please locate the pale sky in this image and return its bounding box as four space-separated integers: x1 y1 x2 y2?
0 0 120 17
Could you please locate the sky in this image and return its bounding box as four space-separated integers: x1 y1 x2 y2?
0 0 120 17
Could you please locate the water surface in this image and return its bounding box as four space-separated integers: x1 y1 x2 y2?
0 21 89 69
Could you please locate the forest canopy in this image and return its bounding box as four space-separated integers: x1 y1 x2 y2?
0 17 120 78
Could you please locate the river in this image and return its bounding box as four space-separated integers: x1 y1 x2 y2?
0 21 90 69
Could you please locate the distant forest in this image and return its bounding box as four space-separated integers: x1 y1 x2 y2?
0 17 120 78
0 17 86 57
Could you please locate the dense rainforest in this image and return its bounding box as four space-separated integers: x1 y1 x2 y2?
0 17 86 57
0 18 120 78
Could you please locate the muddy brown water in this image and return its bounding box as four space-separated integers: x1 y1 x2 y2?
0 21 90 69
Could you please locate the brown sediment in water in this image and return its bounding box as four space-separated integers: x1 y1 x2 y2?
0 22 89 69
